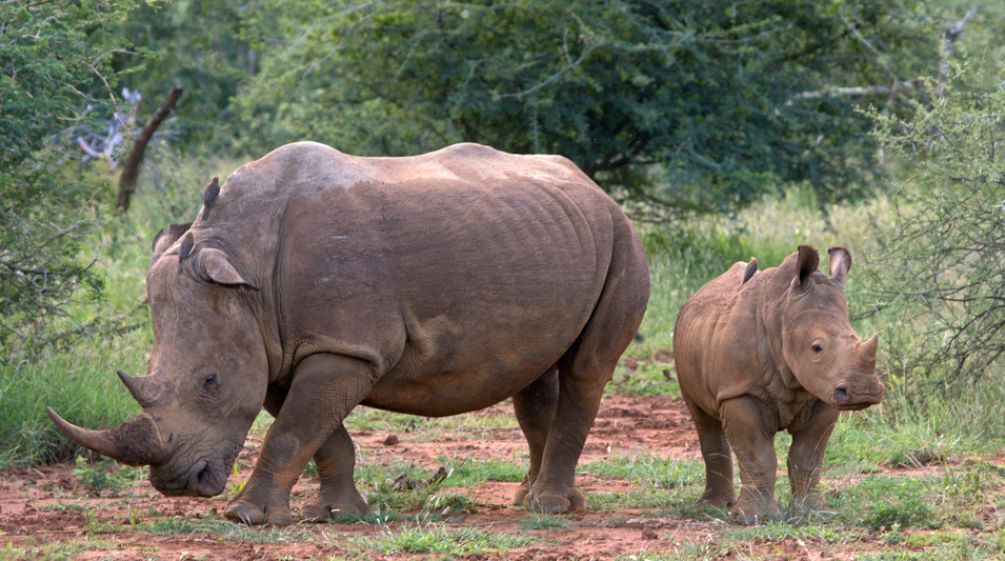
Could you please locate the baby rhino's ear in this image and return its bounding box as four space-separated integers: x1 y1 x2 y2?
796 245 820 288
194 248 258 289
151 223 191 265
828 246 852 287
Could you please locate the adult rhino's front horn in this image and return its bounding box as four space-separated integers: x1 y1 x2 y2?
47 371 169 466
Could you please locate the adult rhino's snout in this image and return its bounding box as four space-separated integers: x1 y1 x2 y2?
151 457 228 498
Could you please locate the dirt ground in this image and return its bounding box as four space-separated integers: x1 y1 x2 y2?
0 393 959 560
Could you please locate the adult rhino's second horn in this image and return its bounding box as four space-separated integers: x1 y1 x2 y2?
117 369 162 408
46 408 169 466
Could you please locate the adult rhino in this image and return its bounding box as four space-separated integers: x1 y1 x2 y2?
48 142 650 524
674 246 882 524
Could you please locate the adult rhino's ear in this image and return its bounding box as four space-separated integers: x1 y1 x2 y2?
828 246 852 287
192 248 258 289
151 223 192 265
796 245 820 288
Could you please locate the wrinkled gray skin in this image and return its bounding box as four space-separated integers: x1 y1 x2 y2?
49 142 650 524
673 246 882 524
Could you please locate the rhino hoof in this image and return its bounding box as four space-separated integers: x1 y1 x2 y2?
697 490 736 510
224 500 293 526
303 501 369 522
523 489 586 514
729 501 782 525
512 480 531 506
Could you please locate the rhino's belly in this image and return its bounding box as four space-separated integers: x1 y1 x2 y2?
361 363 559 417
359 329 574 418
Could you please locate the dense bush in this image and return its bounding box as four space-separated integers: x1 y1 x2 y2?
0 2 135 358
868 69 1005 394
236 0 941 217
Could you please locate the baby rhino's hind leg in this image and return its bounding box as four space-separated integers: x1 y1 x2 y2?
686 399 736 509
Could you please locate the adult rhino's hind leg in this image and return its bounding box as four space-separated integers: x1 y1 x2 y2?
512 368 558 506
524 233 648 514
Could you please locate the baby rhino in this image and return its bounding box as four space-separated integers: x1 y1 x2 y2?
674 246 883 524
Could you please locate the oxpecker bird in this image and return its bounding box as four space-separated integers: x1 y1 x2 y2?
177 234 194 273
202 176 220 220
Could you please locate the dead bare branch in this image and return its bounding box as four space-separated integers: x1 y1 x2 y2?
116 84 183 211
936 7 977 98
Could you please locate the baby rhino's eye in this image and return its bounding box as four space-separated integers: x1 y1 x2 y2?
811 343 823 353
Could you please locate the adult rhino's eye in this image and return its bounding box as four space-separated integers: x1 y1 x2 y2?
811 343 823 353
202 372 219 392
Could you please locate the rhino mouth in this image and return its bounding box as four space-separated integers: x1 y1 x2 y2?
152 457 227 497
835 402 874 411
151 441 240 498
832 384 883 411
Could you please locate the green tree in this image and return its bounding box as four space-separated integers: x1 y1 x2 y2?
0 1 134 357
238 0 940 217
869 67 1005 392
115 0 256 149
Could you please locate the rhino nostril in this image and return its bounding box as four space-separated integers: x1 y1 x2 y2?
833 387 849 404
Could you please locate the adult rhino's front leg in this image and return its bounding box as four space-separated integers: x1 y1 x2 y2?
225 354 376 525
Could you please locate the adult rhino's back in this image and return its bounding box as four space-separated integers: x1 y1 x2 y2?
237 142 643 416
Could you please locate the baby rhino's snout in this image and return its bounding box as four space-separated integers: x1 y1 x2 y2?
833 378 884 411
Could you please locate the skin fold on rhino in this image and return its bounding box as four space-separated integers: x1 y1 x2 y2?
673 246 883 524
48 141 651 525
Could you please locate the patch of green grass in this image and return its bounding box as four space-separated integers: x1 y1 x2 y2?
613 542 735 561
0 538 117 561
858 538 1005 561
38 501 87 512
521 513 567 530
355 461 445 512
345 405 518 439
724 521 866 543
355 457 522 512
610 360 679 397
581 454 704 490
351 523 534 555
442 457 525 486
426 492 476 514
136 517 315 543
587 489 680 511
822 416 990 475
827 476 942 530
581 455 705 512
71 456 143 497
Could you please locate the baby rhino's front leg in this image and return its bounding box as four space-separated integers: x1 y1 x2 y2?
224 354 376 525
721 397 782 524
787 402 839 512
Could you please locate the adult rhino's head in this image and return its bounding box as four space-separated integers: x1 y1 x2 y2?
49 223 268 497
779 245 883 411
